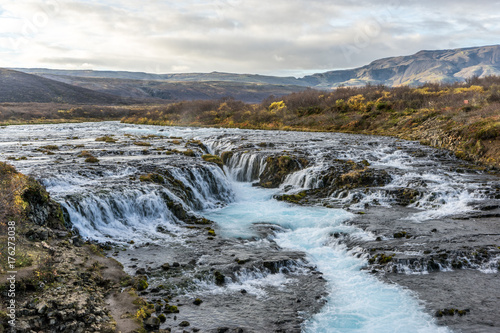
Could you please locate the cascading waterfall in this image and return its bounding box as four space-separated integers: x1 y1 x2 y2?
42 163 234 244
223 151 267 182
167 165 234 209
60 187 183 242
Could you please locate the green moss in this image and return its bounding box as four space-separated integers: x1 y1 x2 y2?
15 253 34 268
220 151 233 164
208 229 216 236
133 141 151 147
136 279 149 291
202 154 224 168
85 156 99 163
193 298 203 305
183 149 196 157
164 304 179 314
158 314 166 323
139 173 164 184
275 191 307 204
369 253 394 265
95 135 117 143
88 244 104 256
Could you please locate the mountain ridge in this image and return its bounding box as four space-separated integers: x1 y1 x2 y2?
4 44 500 103
13 44 500 89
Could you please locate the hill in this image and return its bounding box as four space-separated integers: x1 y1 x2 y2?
13 68 306 86
302 45 500 87
0 69 132 104
14 45 500 91
13 74 308 103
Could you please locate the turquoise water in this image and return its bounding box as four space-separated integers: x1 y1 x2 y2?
204 182 451 333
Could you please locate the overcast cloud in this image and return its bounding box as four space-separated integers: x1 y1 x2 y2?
0 0 499 76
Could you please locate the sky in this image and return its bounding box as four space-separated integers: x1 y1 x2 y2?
0 0 499 77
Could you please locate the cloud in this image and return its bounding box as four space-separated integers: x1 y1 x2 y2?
0 0 499 76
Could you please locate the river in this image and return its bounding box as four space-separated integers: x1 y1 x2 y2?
2 121 498 332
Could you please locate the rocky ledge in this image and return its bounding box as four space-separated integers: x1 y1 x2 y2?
0 163 142 333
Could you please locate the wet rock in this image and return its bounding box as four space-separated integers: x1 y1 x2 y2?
220 151 234 164
389 188 422 206
179 320 190 327
214 271 225 285
202 154 224 169
164 305 179 314
136 268 147 275
72 236 84 247
25 227 50 241
144 316 161 330
258 155 308 188
135 278 149 291
161 263 171 270
393 231 409 239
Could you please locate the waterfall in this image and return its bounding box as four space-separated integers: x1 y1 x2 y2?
223 151 267 182
43 163 234 243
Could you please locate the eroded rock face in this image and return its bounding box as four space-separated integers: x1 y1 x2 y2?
22 176 65 229
319 160 392 192
273 159 392 204
258 155 309 188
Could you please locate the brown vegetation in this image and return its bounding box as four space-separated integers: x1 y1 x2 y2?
121 77 500 168
1 76 499 168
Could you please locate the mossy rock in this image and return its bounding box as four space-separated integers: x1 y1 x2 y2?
214 271 225 285
391 188 421 206
85 156 99 163
195 218 212 225
133 141 151 147
139 173 164 184
220 151 233 164
183 149 196 157
393 231 409 239
40 145 59 150
258 155 308 188
164 304 179 314
136 279 149 291
369 253 394 265
274 191 307 204
202 154 224 169
95 136 117 143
